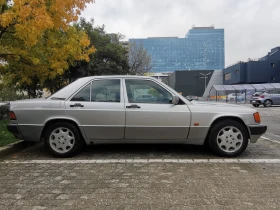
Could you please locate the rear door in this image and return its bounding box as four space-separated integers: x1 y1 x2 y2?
65 78 125 140
267 89 280 104
124 78 191 140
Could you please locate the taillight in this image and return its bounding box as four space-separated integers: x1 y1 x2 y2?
9 111 17 120
260 95 265 98
253 112 261 123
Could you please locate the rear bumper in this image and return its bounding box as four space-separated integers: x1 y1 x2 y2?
248 124 267 143
250 99 264 104
7 124 24 140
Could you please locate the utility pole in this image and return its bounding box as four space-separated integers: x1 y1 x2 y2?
200 72 211 91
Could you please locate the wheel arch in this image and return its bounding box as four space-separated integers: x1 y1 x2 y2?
264 99 273 104
205 116 250 145
40 118 87 143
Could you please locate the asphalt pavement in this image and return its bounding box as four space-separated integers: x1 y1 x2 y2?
0 103 280 209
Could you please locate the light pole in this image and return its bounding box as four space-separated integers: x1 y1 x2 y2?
200 72 211 91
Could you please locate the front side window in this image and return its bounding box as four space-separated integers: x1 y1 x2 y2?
71 83 91 101
125 79 172 104
91 79 121 102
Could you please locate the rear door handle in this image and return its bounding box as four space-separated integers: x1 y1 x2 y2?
126 104 141 109
70 103 84 107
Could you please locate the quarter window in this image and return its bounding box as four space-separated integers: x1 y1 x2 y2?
91 80 121 102
71 83 91 101
125 79 172 104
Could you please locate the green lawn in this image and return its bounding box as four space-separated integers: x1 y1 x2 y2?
0 120 18 147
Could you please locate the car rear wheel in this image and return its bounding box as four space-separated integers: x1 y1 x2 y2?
229 98 234 102
263 100 272 107
44 122 84 158
252 104 259 107
208 119 248 157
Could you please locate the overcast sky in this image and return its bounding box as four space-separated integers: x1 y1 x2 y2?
82 0 280 66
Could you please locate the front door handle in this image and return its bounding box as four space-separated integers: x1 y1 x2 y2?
70 103 84 107
126 104 141 109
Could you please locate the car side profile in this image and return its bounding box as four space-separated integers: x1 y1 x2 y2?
250 89 280 107
7 76 267 157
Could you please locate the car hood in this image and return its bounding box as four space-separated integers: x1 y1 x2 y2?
188 101 256 114
191 101 248 108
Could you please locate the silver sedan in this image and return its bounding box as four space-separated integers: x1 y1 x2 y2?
7 76 267 157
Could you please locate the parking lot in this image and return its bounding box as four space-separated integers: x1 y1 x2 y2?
1 104 280 209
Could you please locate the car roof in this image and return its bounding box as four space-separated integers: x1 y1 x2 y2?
49 75 157 100
83 75 153 79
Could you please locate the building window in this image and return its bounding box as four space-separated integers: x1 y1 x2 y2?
271 76 276 81
271 63 275 67
224 73 231 81
235 69 239 74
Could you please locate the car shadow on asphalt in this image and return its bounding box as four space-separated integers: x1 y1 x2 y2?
3 142 225 159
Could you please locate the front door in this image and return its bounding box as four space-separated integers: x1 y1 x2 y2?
65 79 125 140
124 79 191 140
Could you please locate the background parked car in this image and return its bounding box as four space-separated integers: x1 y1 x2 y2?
227 93 241 102
185 95 198 101
250 89 280 107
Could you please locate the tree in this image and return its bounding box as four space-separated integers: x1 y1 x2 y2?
44 18 130 93
0 82 27 101
0 0 94 49
129 41 152 75
0 0 95 98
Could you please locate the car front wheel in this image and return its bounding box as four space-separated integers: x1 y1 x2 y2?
44 122 84 158
208 119 248 157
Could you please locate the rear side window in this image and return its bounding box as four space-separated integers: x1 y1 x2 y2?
91 80 121 102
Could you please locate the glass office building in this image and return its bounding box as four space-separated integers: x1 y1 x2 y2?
129 26 224 73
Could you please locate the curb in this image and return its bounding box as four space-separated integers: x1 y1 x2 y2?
0 140 37 158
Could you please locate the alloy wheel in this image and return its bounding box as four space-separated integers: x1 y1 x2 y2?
49 127 75 154
216 126 243 153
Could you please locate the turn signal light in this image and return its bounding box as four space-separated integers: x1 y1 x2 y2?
9 111 17 120
253 112 261 123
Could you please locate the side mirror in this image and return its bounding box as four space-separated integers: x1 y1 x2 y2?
172 95 179 105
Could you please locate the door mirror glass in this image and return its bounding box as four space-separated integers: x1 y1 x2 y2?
172 95 179 105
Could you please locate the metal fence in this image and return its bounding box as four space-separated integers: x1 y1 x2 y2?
209 83 280 103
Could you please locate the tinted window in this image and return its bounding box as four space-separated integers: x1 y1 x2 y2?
125 79 172 104
71 84 91 101
267 89 280 94
91 80 121 102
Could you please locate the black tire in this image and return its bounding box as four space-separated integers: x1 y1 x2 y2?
208 119 249 157
230 98 234 102
263 100 272 107
43 122 84 158
252 104 259 107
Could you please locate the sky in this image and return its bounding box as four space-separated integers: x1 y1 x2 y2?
82 0 280 66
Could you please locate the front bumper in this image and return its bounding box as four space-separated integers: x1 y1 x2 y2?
7 124 24 140
248 125 267 143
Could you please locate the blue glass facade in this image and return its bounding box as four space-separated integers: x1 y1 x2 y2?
129 27 224 73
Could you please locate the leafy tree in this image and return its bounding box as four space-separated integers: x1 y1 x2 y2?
0 0 95 98
129 41 152 75
44 18 130 93
0 82 27 101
